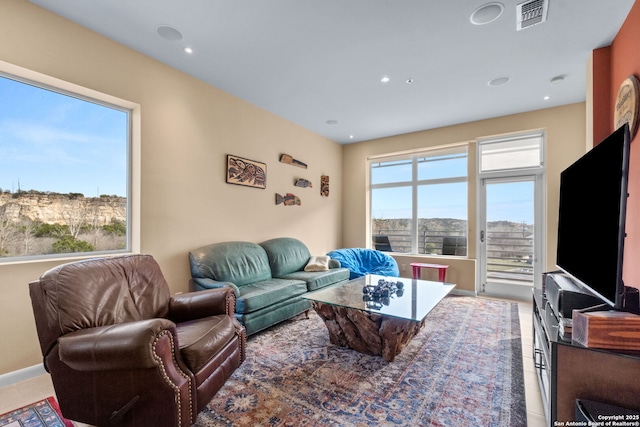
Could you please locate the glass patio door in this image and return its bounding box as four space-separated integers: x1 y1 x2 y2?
478 175 543 300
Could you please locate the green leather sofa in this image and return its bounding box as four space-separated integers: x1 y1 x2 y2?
189 237 349 335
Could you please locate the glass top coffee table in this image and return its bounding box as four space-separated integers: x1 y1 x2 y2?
303 274 455 361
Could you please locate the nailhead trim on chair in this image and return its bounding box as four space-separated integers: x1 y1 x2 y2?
227 292 247 362
225 291 235 316
237 325 247 362
152 330 193 427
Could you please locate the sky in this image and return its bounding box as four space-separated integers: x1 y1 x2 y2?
0 75 128 197
485 180 534 224
371 182 534 224
371 155 535 224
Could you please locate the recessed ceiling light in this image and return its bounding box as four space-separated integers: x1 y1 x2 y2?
544 95 550 100
184 47 193 54
326 119 338 125
349 135 354 139
488 76 511 87
156 25 183 41
380 76 390 83
470 3 504 25
406 78 414 84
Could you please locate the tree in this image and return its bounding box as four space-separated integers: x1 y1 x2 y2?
0 210 20 256
17 220 38 256
59 199 90 239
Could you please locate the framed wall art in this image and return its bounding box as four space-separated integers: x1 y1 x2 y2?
614 75 640 140
226 154 267 189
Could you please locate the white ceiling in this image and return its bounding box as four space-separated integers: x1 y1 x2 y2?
29 0 635 144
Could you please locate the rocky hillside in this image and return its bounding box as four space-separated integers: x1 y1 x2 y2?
0 192 125 226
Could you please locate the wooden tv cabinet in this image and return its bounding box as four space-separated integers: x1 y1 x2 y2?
533 272 640 426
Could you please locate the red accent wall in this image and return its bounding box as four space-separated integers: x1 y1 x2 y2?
594 1 640 289
592 47 612 145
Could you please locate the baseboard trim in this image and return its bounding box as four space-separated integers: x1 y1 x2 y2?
0 364 46 388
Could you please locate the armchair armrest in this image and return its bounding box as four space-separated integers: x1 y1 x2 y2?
169 287 236 322
58 318 176 371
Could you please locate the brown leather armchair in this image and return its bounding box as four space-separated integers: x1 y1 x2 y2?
29 254 246 427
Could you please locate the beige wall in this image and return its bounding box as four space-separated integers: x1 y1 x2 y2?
0 0 343 375
342 103 587 293
0 0 589 377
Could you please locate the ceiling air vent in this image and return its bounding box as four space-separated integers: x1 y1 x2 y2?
517 0 549 31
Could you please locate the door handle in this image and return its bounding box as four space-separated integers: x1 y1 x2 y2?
480 230 485 243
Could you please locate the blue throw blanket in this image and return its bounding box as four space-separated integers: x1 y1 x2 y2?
326 248 399 279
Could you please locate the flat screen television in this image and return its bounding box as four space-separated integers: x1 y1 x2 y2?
556 123 631 310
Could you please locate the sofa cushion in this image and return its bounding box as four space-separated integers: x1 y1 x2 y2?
279 268 350 291
176 314 237 373
260 237 311 277
304 256 330 272
236 278 308 314
236 297 311 336
189 241 272 287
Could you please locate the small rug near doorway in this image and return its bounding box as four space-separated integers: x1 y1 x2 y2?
195 296 527 427
0 397 73 427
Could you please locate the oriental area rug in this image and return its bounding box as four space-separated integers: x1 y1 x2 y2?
0 397 73 427
195 296 527 427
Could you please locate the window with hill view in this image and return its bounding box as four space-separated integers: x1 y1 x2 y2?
370 146 468 255
0 72 130 261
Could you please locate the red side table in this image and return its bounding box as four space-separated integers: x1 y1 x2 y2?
410 262 449 282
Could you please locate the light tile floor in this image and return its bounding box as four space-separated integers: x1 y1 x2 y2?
0 299 546 427
519 300 546 427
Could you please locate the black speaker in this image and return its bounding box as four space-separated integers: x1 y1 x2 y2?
545 273 603 318
575 399 640 422
623 286 640 312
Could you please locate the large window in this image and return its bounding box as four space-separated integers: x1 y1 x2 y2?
0 64 139 262
370 145 468 255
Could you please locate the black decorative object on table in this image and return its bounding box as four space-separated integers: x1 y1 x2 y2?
362 278 404 309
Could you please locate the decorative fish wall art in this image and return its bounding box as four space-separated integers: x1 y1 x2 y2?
279 154 307 169
275 193 301 206
294 178 312 188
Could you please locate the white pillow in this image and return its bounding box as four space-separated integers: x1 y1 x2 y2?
304 255 330 272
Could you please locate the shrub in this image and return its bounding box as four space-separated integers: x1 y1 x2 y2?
35 223 69 238
102 219 126 236
52 236 95 254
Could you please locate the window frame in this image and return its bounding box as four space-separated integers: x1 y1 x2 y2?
369 144 469 255
0 60 140 264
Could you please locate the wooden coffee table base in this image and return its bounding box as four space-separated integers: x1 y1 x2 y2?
311 302 426 362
